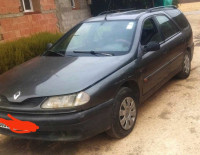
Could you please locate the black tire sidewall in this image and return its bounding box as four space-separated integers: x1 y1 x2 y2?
110 87 138 138
177 51 191 79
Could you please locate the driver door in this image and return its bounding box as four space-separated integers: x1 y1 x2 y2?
139 18 166 95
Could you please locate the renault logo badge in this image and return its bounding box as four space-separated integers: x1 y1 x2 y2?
14 91 21 100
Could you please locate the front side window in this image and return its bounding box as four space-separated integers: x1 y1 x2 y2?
141 18 162 45
155 15 179 40
49 21 136 56
22 0 33 12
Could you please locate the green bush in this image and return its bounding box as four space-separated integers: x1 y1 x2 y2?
0 32 62 74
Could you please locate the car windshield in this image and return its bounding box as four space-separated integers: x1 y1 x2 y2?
47 21 136 56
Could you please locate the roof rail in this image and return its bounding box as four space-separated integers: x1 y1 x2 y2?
146 5 177 12
98 5 177 16
98 8 135 16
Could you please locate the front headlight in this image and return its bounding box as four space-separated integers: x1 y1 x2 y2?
41 92 90 109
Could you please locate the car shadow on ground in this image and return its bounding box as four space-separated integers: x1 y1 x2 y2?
0 132 116 155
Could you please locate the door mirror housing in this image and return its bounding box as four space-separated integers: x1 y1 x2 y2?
46 43 53 50
144 41 160 53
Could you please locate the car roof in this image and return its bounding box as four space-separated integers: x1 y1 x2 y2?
85 10 146 22
85 6 178 22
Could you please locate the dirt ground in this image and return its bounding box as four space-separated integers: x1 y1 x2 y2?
179 2 200 12
0 4 200 155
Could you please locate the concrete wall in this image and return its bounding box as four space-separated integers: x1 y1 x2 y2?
55 0 91 33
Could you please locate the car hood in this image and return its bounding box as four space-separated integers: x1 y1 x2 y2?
0 56 129 102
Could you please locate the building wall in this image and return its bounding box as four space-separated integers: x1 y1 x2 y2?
0 0 91 42
55 0 91 33
0 0 58 42
0 0 21 14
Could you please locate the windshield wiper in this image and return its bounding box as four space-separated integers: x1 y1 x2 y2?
46 50 65 57
73 50 114 56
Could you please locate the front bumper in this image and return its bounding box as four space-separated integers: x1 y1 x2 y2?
0 99 114 141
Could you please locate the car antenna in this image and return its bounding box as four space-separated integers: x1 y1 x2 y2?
104 13 108 20
105 0 111 21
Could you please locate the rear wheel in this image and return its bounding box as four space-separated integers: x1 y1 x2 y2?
106 87 138 139
176 51 191 79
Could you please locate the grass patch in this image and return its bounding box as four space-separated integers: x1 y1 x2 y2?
0 32 62 74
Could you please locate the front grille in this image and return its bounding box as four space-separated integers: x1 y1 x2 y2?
14 97 46 105
0 95 46 108
0 96 8 103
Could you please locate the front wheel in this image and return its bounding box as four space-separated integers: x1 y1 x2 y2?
106 87 138 139
176 52 191 79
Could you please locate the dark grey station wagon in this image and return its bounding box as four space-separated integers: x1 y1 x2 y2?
0 6 194 141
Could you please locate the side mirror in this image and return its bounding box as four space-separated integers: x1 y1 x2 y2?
46 43 53 50
144 41 160 53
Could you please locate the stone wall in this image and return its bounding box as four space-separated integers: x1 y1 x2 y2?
55 0 91 33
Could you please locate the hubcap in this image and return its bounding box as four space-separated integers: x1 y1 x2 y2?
184 55 190 74
119 97 136 130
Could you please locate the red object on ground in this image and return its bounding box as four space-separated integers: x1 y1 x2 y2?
0 114 39 134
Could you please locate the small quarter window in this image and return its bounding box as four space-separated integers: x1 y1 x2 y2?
141 18 162 45
165 10 189 29
155 15 179 40
22 0 33 12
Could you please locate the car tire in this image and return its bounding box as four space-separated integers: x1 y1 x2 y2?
176 51 191 79
106 87 138 139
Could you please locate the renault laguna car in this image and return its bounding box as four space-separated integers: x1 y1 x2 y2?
0 6 194 141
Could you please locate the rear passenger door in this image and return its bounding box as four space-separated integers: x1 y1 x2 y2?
154 14 185 76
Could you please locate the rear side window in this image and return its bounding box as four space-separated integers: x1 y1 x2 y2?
165 10 189 29
155 15 179 40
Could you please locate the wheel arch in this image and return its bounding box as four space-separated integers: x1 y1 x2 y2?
186 47 192 59
120 80 140 105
